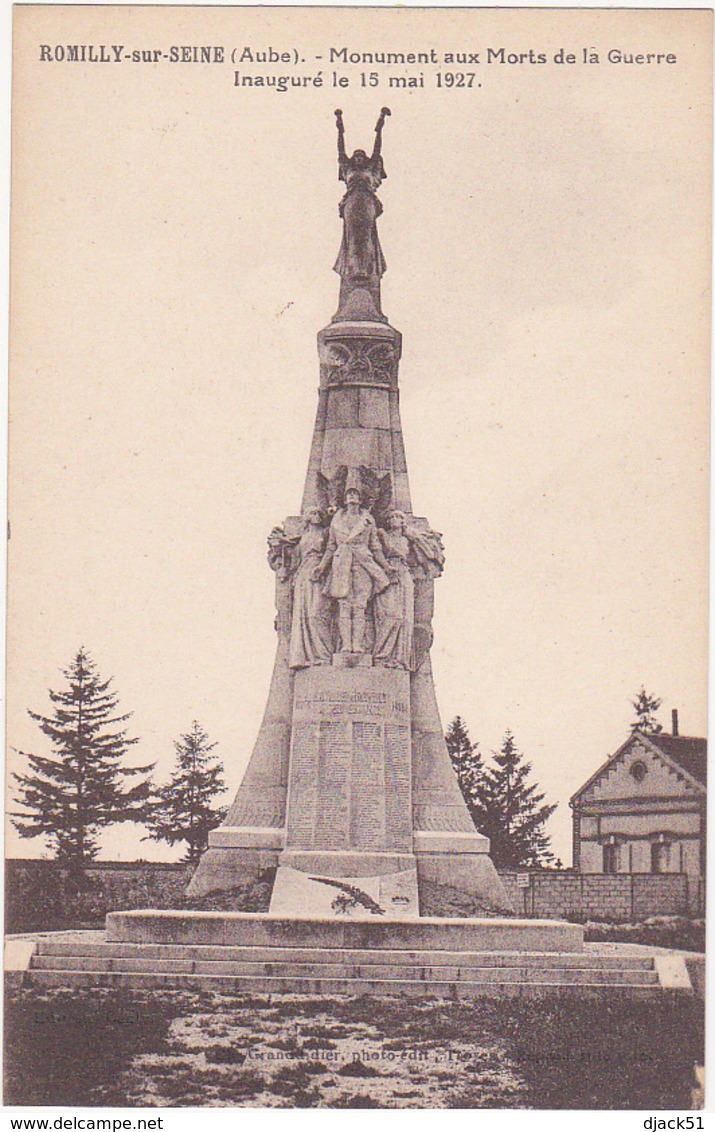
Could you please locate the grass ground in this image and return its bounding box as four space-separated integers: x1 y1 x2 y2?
5 986 703 1109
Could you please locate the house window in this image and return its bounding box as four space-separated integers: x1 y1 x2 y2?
603 842 619 874
630 760 647 783
651 839 669 874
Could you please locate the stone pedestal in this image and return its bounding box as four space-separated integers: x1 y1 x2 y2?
270 665 419 915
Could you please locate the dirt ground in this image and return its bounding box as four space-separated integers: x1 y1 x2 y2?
4 985 704 1109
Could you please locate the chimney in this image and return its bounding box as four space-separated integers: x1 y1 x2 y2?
672 709 679 737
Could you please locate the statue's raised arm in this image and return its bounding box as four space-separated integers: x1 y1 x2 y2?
335 109 347 175
371 107 391 164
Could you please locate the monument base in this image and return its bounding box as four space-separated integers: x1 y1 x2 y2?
416 854 511 911
186 825 285 897
187 823 513 915
412 830 514 913
186 846 280 898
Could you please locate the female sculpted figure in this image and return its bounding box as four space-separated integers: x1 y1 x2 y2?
333 107 390 303
288 508 333 669
373 510 415 670
313 486 396 655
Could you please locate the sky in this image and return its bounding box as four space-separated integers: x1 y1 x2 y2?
7 6 711 865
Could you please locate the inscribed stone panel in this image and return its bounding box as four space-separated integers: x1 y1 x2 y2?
289 667 411 853
286 721 319 847
313 720 352 850
350 721 387 850
384 723 412 851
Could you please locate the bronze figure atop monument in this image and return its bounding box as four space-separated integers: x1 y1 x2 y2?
188 111 511 917
333 107 390 321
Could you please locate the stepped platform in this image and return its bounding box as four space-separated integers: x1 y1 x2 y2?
10 911 693 998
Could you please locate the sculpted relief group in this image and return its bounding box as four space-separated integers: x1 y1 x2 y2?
269 469 444 671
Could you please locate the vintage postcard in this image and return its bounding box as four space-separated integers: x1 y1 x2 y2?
5 4 711 1113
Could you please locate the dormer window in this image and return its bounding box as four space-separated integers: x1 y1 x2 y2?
630 760 647 783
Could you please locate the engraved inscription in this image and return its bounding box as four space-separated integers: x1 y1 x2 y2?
287 668 412 854
350 721 386 850
287 722 319 847
384 723 412 851
294 690 408 719
314 721 351 849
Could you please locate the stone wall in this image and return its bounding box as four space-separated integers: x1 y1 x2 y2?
498 869 703 921
5 859 192 933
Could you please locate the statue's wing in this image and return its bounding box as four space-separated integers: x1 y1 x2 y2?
357 465 380 511
328 465 348 511
374 473 393 525
316 472 330 518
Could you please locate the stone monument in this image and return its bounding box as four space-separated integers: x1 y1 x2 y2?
188 109 512 918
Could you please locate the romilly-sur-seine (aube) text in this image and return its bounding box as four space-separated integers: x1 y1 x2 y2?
36 41 679 94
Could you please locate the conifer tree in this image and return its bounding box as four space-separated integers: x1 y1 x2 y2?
479 730 557 868
145 721 227 863
630 687 663 734
445 715 486 828
12 647 153 870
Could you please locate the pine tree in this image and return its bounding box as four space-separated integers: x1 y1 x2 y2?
479 730 557 868
145 722 227 863
11 647 153 870
445 715 486 828
630 687 663 734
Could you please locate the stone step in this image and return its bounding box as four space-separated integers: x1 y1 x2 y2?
105 910 584 953
26 967 663 999
30 954 659 985
34 939 655 971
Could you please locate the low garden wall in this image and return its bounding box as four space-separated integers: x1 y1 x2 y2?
5 859 193 933
498 869 704 921
5 858 277 933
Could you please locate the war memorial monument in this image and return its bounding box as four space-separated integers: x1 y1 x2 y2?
188 107 514 920
26 111 687 996
186 106 513 919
